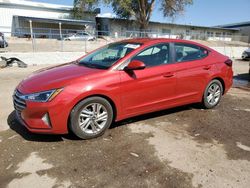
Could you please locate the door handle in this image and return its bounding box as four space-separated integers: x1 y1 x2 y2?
162 72 174 78
203 65 211 70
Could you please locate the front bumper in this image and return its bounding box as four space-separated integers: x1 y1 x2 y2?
13 90 70 134
15 111 54 134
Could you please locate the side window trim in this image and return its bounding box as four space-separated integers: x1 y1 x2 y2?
173 42 209 63
169 42 176 64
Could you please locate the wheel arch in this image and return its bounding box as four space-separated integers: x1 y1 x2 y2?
67 94 118 132
211 77 225 95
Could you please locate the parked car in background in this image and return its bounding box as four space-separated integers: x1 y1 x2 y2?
64 32 96 41
242 48 250 60
0 32 8 48
241 48 250 74
13 38 233 139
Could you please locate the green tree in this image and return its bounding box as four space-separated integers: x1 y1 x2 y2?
73 0 192 30
72 0 99 19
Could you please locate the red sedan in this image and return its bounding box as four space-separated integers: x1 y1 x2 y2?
13 38 233 139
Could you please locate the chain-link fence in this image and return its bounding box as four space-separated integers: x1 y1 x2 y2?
0 29 249 53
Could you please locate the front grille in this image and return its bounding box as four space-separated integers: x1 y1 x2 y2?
13 90 26 114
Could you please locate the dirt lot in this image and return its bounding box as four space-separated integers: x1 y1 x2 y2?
0 59 250 188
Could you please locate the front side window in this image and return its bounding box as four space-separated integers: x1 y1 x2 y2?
132 43 170 67
175 43 208 62
79 42 141 69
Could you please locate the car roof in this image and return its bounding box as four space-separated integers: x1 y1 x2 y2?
119 38 211 49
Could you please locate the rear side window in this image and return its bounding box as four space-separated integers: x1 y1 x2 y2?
175 43 208 62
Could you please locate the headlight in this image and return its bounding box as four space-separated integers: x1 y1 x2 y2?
20 88 63 102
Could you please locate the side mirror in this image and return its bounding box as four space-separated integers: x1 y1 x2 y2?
124 60 146 71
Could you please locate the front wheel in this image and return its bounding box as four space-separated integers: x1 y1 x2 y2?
69 97 113 139
202 79 223 109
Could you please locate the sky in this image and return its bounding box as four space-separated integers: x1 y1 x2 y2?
29 0 250 26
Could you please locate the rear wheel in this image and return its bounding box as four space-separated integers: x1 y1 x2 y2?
70 97 113 139
202 79 223 109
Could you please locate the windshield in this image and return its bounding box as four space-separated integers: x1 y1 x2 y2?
78 42 141 69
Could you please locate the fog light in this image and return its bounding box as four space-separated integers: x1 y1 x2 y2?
42 113 51 128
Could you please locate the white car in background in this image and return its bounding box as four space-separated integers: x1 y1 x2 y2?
241 48 250 74
64 32 96 41
242 48 250 60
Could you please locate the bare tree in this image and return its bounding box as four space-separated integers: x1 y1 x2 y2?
73 0 193 30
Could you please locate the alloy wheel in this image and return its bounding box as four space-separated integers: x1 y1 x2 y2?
78 103 108 135
206 83 221 106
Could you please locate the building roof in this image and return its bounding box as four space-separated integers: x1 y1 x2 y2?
97 17 239 31
149 20 239 31
0 0 72 11
15 15 95 25
216 21 250 28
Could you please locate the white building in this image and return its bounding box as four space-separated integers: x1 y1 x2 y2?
96 17 240 42
217 21 250 43
0 0 96 38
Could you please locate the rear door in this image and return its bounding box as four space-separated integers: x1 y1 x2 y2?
120 43 177 117
173 43 212 103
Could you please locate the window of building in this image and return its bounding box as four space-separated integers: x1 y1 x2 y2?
207 31 214 37
162 29 171 34
215 32 221 37
103 25 109 32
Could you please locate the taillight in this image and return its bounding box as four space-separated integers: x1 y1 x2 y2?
224 59 233 67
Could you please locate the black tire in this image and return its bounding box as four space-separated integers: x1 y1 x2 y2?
202 79 223 109
69 97 113 139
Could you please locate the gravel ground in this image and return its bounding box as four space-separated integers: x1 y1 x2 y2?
0 59 249 188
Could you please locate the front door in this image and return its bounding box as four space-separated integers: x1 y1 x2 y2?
120 43 177 117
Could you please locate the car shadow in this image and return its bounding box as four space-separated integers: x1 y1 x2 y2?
7 111 81 142
111 104 195 129
8 104 197 142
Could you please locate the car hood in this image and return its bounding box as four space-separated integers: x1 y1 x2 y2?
18 62 104 94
